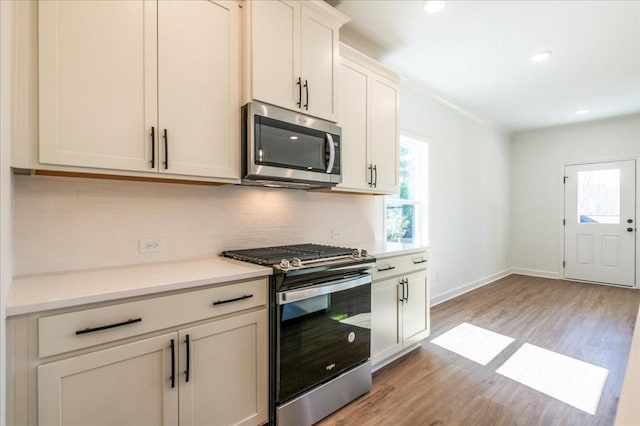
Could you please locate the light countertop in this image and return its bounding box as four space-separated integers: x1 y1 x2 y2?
359 241 429 259
7 243 428 316
7 256 272 316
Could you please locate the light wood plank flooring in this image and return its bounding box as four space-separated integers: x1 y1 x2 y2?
318 275 640 426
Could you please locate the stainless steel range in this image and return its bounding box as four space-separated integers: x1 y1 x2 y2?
223 244 375 426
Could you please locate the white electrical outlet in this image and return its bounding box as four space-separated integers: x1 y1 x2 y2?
331 229 343 240
139 237 164 254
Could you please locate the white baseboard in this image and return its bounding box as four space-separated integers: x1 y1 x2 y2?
430 269 512 307
510 268 560 279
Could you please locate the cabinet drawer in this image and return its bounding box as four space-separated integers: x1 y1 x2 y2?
372 251 428 281
39 278 267 358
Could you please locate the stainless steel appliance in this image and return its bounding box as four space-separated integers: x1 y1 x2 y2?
242 101 342 189
222 244 375 425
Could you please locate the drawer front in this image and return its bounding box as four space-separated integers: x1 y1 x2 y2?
372 251 428 281
39 278 267 358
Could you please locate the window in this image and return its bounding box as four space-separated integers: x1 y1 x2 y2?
577 169 620 224
385 135 429 245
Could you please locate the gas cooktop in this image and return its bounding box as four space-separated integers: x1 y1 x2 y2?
222 243 371 271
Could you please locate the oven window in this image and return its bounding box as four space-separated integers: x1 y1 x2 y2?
277 283 371 403
254 115 340 173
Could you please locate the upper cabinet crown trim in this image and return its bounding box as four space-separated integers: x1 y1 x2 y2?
339 42 400 83
304 0 351 26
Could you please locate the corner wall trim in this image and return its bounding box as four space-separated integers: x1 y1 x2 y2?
510 268 560 279
430 269 512 307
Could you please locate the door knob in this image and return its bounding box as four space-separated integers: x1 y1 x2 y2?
627 227 634 232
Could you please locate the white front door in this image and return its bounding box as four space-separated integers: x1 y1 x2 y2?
564 160 636 287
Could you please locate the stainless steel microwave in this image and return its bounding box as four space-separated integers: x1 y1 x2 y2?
242 101 342 189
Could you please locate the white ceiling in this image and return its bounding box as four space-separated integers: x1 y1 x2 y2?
328 0 640 133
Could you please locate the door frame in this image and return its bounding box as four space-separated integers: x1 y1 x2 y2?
560 156 638 288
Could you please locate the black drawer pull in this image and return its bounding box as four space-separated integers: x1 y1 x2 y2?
377 265 396 272
75 317 142 335
413 258 428 264
213 294 254 306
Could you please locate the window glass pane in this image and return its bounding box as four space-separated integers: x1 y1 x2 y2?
399 144 419 200
386 204 416 243
577 169 620 224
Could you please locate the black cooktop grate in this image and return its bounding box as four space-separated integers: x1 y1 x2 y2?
223 243 354 265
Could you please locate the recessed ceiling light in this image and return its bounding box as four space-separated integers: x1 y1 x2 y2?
530 50 552 63
575 109 590 115
289 136 298 140
424 1 446 14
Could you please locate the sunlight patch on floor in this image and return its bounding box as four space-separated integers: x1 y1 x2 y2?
431 322 515 366
496 343 608 415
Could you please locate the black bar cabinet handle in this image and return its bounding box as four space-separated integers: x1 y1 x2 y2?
213 294 254 306
399 279 405 303
373 165 378 188
304 80 309 110
413 258 428 264
163 129 168 169
184 334 190 383
150 127 155 169
377 265 396 272
75 317 142 335
296 77 302 107
170 338 176 388
368 165 373 187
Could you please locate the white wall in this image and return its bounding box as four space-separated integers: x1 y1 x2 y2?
400 85 512 304
0 1 15 425
510 113 640 281
14 176 382 275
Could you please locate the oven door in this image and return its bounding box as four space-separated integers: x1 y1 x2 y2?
275 274 371 404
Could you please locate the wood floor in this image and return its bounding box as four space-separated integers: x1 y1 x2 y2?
318 275 640 426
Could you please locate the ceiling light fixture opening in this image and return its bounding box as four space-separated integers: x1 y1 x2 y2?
575 109 590 115
530 50 552 63
424 1 446 14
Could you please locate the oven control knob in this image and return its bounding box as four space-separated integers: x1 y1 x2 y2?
352 249 360 257
347 331 356 343
291 257 302 267
279 259 291 269
360 249 368 257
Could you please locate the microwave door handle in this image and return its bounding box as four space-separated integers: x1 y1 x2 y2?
325 133 335 173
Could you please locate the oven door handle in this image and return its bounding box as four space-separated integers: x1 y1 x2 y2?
277 274 371 305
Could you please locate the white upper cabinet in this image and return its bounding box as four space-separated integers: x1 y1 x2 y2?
157 0 240 179
334 44 399 194
39 0 157 172
245 0 349 122
38 0 241 182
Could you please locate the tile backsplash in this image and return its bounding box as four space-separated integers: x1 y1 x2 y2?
14 176 382 276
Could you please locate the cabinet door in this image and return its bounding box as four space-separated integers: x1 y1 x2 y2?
336 59 370 191
402 269 430 346
371 277 403 366
370 76 399 193
300 4 338 121
157 0 240 179
250 0 300 112
38 333 178 426
179 309 268 426
39 0 157 172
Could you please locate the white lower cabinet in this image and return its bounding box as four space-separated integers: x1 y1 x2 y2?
178 310 267 426
371 251 430 368
38 310 267 426
38 333 179 426
9 279 268 426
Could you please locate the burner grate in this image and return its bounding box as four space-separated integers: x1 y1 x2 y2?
223 243 354 265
